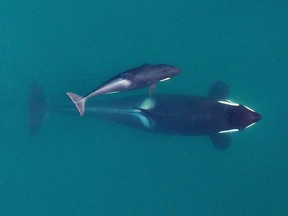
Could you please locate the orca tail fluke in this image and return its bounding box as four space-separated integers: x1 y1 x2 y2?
29 81 48 136
66 92 86 116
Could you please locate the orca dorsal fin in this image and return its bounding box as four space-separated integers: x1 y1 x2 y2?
208 81 230 100
148 83 157 96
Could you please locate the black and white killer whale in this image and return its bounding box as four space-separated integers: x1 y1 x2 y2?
30 82 261 149
66 64 181 116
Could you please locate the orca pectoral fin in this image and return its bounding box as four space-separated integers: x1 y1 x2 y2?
131 108 155 129
209 133 231 150
148 83 157 96
208 81 230 100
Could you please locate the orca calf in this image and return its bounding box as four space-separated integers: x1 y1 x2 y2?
30 81 261 149
66 64 181 116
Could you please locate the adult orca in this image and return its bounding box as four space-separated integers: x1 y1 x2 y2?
66 64 181 116
30 81 261 149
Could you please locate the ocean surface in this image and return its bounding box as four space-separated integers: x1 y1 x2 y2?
1 0 287 215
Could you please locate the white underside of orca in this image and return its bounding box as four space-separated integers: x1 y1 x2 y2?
99 78 132 94
130 109 155 129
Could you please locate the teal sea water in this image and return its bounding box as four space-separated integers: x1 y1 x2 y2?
1 0 287 215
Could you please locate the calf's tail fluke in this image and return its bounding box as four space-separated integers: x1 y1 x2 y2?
66 92 86 116
29 81 48 136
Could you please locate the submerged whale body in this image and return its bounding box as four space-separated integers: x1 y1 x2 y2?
29 81 261 150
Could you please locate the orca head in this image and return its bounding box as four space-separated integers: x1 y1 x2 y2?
155 64 181 81
223 102 262 131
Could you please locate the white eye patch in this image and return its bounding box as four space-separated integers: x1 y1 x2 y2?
218 100 239 106
245 122 256 129
219 129 239 134
244 105 255 112
160 77 170 82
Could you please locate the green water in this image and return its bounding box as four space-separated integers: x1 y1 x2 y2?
1 0 287 215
